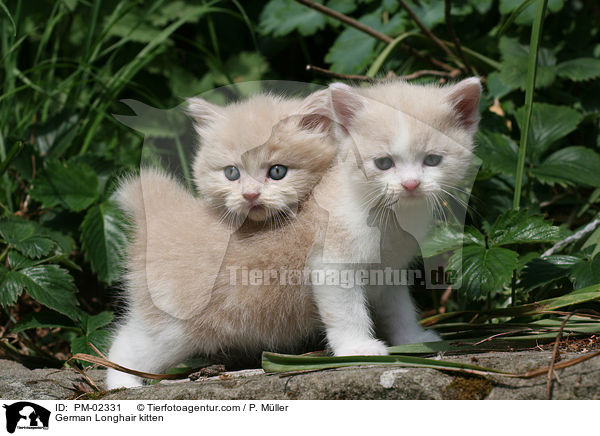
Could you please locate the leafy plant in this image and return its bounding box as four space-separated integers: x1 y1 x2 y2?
1 0 599 372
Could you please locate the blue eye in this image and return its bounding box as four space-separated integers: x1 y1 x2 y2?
424 154 443 166
268 165 288 180
224 166 240 181
374 157 394 170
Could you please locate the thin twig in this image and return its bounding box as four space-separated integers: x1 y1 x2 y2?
306 65 376 82
471 329 534 346
546 311 579 399
307 65 452 82
70 353 194 381
294 0 456 73
542 213 600 257
66 363 101 392
397 0 458 61
400 69 453 80
296 0 392 42
444 0 474 75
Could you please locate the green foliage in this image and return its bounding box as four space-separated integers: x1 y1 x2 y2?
80 202 127 285
1 0 599 368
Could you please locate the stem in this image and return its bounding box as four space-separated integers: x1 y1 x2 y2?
397 0 458 61
306 65 376 82
294 0 456 72
295 0 393 43
513 0 548 210
443 0 475 75
0 141 23 178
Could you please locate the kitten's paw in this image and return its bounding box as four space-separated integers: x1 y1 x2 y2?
333 338 389 356
105 370 144 390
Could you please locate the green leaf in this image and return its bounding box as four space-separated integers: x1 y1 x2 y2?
485 71 514 99
421 225 484 258
209 52 269 86
105 11 164 43
71 328 112 360
474 130 519 175
556 58 600 82
4 265 80 320
570 254 600 290
515 103 583 159
12 311 76 333
582 225 600 258
0 219 56 259
259 0 326 36
30 160 100 212
498 37 557 91
0 266 25 307
531 146 600 188
262 351 514 376
409 0 472 29
449 245 518 298
325 10 404 74
79 311 114 334
520 255 579 290
488 210 564 246
499 0 564 25
80 202 128 285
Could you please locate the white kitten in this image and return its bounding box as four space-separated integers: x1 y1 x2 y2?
308 78 481 355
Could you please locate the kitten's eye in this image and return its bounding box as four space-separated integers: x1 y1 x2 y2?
224 166 240 181
374 157 394 171
424 154 443 166
268 165 288 180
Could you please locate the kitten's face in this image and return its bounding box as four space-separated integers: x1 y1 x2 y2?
189 93 334 224
331 79 481 211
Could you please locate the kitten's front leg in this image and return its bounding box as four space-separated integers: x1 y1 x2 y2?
310 263 388 356
106 314 193 389
373 285 440 345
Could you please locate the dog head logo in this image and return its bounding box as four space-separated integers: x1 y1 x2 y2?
3 402 50 433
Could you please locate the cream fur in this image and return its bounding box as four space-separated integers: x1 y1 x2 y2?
106 79 481 388
309 78 481 353
107 92 336 388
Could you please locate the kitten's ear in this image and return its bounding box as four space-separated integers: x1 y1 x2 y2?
329 82 363 133
186 97 223 126
296 89 333 134
447 77 482 133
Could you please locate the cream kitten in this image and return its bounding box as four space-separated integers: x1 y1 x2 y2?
308 78 481 355
106 92 336 389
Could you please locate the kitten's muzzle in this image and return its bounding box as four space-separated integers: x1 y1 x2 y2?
243 192 260 202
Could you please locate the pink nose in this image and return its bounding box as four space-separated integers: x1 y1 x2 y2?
243 192 260 202
402 179 420 192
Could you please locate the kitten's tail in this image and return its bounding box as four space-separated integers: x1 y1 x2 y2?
114 168 189 221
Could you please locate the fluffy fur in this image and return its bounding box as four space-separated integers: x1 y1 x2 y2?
106 79 481 388
106 92 335 389
308 78 482 355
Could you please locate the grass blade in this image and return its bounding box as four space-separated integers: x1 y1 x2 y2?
513 0 548 210
0 141 23 178
262 351 513 376
497 0 536 37
421 285 600 326
366 32 417 78
0 0 16 36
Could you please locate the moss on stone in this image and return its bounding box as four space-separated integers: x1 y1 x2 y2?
442 375 494 400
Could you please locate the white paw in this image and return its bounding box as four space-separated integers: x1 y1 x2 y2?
333 338 389 356
105 370 145 390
